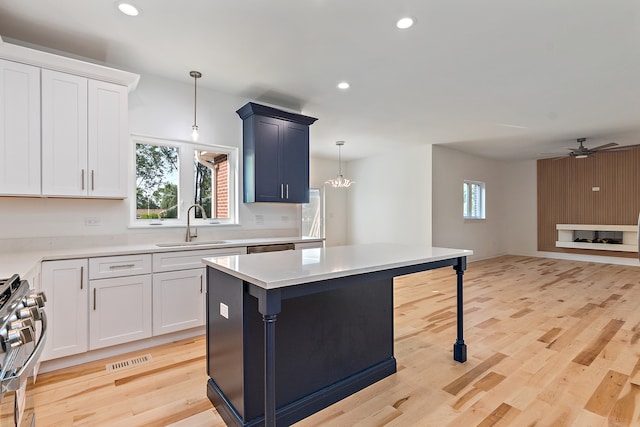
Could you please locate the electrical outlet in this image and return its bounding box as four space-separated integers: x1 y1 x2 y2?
220 302 229 319
255 215 264 225
85 217 102 226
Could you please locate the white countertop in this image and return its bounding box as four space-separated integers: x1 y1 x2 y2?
0 237 323 280
203 243 473 289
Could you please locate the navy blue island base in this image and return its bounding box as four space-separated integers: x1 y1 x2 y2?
205 253 468 427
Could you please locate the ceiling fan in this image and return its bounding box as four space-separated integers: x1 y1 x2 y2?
550 137 640 159
567 138 617 158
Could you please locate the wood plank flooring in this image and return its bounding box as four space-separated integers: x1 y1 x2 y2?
12 256 640 426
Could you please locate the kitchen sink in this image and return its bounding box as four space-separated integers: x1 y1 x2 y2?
156 240 229 247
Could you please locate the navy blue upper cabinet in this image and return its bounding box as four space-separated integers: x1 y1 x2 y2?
237 102 318 203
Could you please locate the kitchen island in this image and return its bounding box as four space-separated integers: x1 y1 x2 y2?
203 243 472 427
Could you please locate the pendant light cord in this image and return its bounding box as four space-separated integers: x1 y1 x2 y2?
190 71 202 129
193 74 198 126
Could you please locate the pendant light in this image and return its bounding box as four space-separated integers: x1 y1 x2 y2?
325 141 354 188
190 71 202 141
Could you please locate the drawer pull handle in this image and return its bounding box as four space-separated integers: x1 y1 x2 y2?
200 274 203 294
80 266 84 290
91 170 95 191
81 169 85 190
93 288 97 311
109 264 135 270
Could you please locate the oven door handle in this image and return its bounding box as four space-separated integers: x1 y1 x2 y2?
1 311 47 394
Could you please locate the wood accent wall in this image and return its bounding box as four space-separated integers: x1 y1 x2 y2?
537 147 640 257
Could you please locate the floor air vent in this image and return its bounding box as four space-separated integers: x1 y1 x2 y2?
106 354 153 372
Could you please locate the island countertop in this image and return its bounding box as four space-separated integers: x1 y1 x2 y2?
202 243 473 289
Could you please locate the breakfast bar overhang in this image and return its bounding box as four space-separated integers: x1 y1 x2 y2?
203 244 473 427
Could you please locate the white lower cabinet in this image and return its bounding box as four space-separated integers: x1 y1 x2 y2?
41 259 89 360
89 274 152 350
39 246 254 362
151 247 246 335
152 268 205 335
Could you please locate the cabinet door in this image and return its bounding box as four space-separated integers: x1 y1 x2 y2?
152 268 205 335
89 275 152 350
88 80 128 197
0 60 41 195
41 259 89 360
282 121 309 203
41 69 88 196
253 116 284 202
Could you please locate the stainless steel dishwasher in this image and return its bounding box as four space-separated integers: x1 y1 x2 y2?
246 243 295 254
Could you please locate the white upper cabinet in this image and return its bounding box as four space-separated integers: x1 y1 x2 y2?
0 59 41 195
42 71 129 198
0 39 138 198
88 80 128 197
41 69 88 197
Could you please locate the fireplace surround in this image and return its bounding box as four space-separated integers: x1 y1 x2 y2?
556 224 638 253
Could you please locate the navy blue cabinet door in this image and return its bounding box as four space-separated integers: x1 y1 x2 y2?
253 116 283 202
282 121 309 203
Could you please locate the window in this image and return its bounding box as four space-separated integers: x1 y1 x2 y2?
133 135 237 225
302 188 324 238
194 150 230 220
463 180 485 219
135 142 179 220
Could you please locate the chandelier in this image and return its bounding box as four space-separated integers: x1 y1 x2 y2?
325 141 354 188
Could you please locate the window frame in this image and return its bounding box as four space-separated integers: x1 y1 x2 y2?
130 134 239 228
463 180 486 220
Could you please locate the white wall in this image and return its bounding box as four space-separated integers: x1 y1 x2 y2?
309 156 348 246
504 160 538 256
432 145 507 261
347 144 432 246
0 72 307 249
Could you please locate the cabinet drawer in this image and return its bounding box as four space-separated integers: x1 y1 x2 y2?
295 241 324 250
153 247 246 273
89 254 152 279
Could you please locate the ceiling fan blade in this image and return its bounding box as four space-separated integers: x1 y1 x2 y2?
590 142 618 151
601 143 640 152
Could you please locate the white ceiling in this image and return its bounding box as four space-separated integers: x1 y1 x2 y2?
1 0 640 161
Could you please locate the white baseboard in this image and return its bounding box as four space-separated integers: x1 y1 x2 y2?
503 250 639 267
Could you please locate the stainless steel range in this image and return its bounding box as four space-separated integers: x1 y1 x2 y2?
0 275 46 427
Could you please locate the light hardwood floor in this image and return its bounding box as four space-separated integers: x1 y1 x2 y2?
11 256 640 426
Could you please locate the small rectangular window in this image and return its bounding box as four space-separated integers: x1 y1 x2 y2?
463 180 486 219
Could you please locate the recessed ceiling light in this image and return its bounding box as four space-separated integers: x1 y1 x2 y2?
396 17 415 29
337 82 350 90
117 2 140 16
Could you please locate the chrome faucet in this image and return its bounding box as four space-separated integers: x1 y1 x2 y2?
186 204 208 242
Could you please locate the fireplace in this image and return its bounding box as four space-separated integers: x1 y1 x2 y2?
556 224 638 253
573 230 623 245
